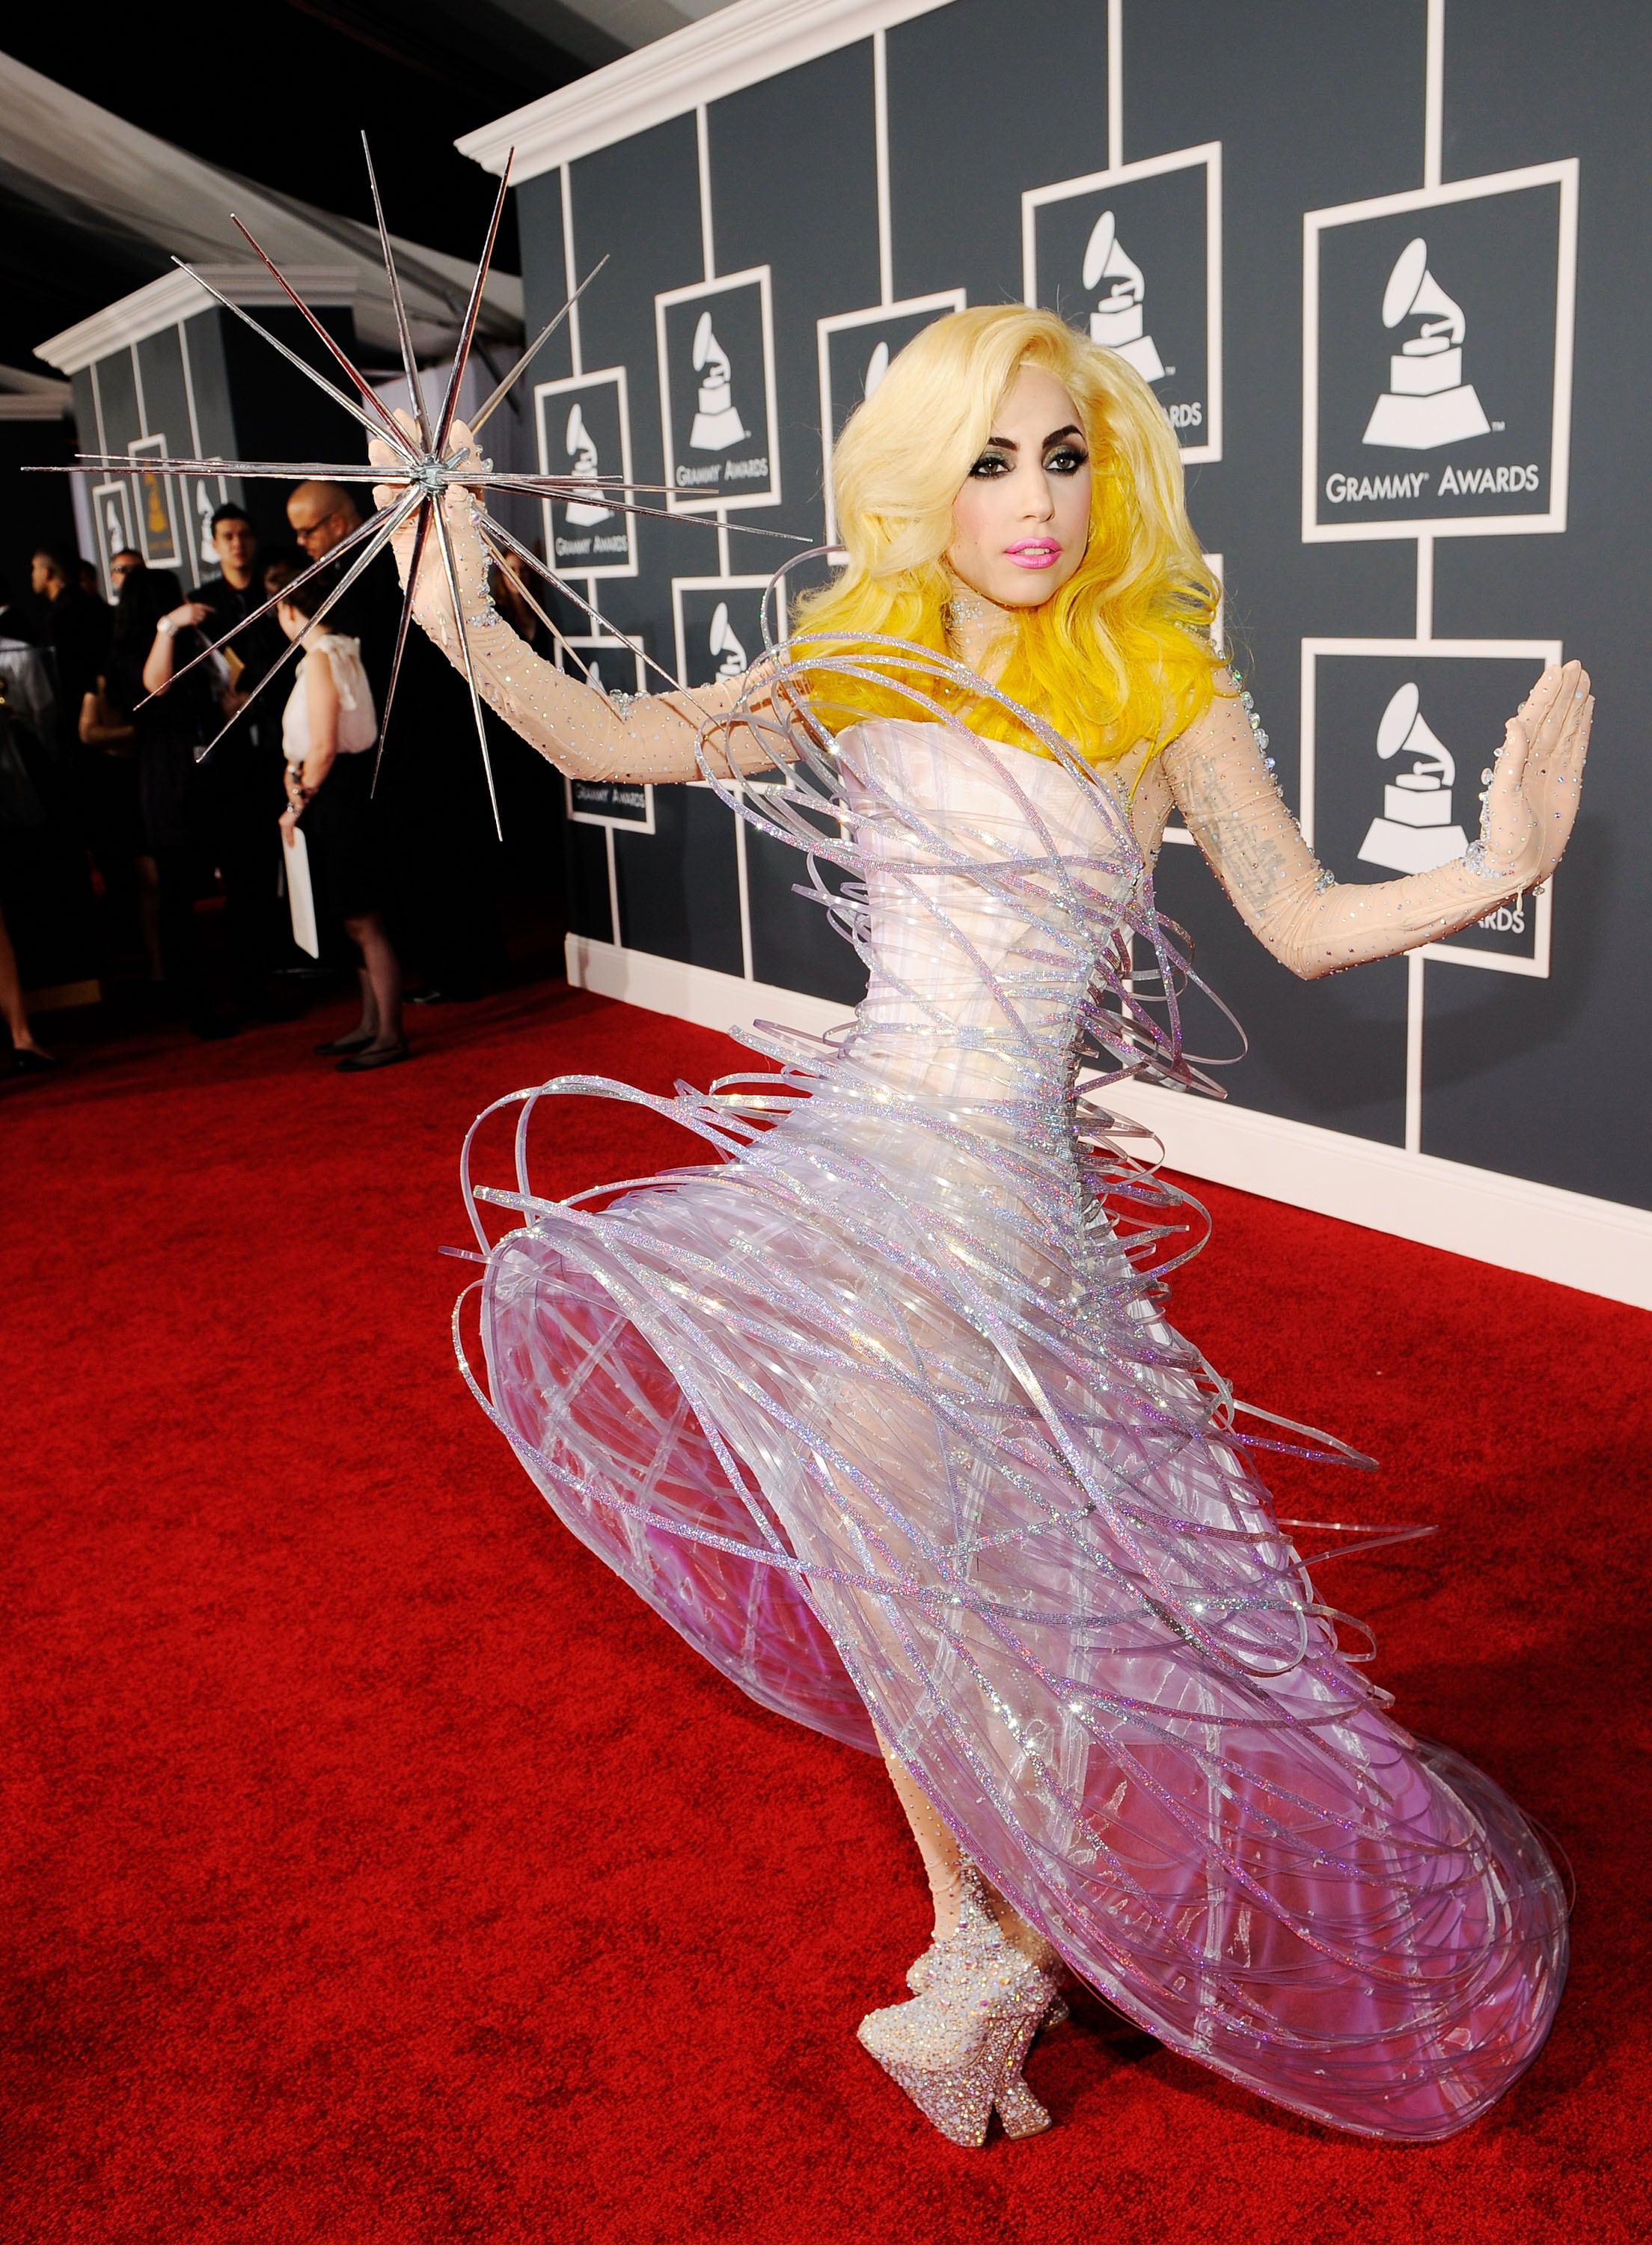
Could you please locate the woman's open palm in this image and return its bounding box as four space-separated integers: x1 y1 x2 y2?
1481 659 1592 888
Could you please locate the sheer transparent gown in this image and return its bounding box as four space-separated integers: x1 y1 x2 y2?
453 692 1567 2144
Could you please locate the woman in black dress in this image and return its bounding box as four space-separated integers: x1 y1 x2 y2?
276 573 406 1071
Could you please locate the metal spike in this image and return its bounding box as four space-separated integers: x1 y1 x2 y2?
474 477 804 540
477 514 698 702
137 501 400 709
469 256 610 436
138 501 394 704
231 215 409 450
170 262 419 459
189 489 422 764
361 133 432 456
434 153 514 453
43 453 414 483
371 499 434 794
431 494 503 837
474 536 572 659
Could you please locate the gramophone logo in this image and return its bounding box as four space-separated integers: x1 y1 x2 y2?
1083 212 1163 382
708 601 746 681
672 577 783 694
563 405 614 527
657 269 780 513
533 370 637 578
1362 239 1490 451
1357 682 1470 874
688 314 747 452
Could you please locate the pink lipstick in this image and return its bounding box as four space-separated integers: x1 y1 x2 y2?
1005 540 1061 569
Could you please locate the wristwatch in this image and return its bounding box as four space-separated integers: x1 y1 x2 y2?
156 617 177 638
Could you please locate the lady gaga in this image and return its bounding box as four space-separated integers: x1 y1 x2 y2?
377 306 1588 2148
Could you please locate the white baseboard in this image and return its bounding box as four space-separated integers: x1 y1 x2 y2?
565 935 1652 1312
565 932 851 1042
1117 1084 1652 1311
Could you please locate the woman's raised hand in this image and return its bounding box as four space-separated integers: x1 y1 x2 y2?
367 412 492 620
1477 659 1592 888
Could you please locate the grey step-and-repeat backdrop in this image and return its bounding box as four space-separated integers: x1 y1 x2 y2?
499 0 1647 1222
67 303 363 594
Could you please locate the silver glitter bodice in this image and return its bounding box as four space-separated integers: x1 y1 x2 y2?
837 719 1144 1119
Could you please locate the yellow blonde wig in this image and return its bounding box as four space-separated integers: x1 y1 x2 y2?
792 305 1223 766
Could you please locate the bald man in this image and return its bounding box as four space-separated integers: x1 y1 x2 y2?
283 477 501 1000
286 480 364 568
286 479 400 686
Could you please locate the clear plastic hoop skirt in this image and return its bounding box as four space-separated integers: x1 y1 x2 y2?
456 644 1566 2140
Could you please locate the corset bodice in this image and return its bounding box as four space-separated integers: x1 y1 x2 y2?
833 719 1146 1111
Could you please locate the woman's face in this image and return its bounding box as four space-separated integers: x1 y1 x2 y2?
945 365 1092 609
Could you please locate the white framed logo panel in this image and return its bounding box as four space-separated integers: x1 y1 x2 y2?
655 269 780 515
534 369 638 578
1303 161 1578 543
671 575 786 691
1300 638 1561 976
816 291 967 546
185 471 230 572
90 479 137 590
555 635 654 829
127 433 186 572
1023 143 1223 462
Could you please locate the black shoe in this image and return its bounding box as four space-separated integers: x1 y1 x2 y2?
335 1039 409 1073
12 1045 58 1075
315 1031 375 1056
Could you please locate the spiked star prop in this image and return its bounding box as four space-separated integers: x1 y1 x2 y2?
28 136 797 836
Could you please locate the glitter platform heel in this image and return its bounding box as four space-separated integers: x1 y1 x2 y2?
857 1868 1061 2145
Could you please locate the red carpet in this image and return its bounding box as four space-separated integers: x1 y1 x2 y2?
6 980 1650 2244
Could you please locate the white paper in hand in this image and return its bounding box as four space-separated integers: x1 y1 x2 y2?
283 822 320 958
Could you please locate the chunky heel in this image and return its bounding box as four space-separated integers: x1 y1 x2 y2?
994 2069 1053 2139
858 1866 1061 2146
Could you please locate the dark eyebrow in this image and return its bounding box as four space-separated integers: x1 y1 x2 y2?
979 424 1085 451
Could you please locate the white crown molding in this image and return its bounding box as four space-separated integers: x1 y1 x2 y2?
458 0 956 179
565 934 1652 1311
36 266 360 376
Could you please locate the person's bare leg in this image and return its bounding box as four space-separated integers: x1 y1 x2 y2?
0 902 49 1056
351 965 379 1042
882 1746 1052 1964
344 914 403 1051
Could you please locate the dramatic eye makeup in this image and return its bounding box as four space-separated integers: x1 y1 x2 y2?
966 426 1089 479
967 444 1014 477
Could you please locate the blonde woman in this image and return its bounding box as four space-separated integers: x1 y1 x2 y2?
375 308 1588 2146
